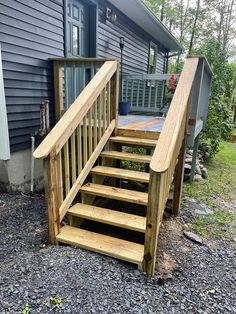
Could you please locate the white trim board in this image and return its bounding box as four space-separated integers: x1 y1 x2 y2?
0 44 10 160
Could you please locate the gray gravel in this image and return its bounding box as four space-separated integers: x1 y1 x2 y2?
0 192 236 314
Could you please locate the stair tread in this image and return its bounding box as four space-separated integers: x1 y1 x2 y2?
80 183 148 205
68 203 146 233
100 151 152 163
91 166 150 183
56 226 144 265
110 136 158 148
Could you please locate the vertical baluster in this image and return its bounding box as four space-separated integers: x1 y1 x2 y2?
136 80 140 108
103 88 107 133
83 115 88 165
107 81 111 125
77 124 82 174
82 62 86 89
64 61 69 110
94 100 98 147
89 107 93 157
64 141 70 194
91 62 95 78
73 62 76 102
148 80 152 109
142 80 146 109
98 95 102 141
57 150 64 205
131 80 134 107
71 132 76 184
154 80 159 109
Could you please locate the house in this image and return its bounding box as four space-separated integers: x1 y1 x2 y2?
0 0 183 192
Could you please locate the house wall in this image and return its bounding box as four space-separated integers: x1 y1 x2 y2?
96 0 166 76
0 0 64 153
0 0 167 191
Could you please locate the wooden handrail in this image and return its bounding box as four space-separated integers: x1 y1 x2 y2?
34 60 118 159
150 57 199 173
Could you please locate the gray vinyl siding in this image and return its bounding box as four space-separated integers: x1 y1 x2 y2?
0 0 64 152
96 0 165 75
1 0 166 153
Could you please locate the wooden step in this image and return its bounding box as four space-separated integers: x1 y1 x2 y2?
109 136 158 148
67 203 146 233
91 166 150 183
100 151 152 163
80 183 148 206
56 226 144 265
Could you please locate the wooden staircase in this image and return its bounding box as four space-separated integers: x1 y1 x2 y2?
56 135 154 268
33 57 210 276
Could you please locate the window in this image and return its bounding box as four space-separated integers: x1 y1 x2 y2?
72 25 80 55
148 42 158 74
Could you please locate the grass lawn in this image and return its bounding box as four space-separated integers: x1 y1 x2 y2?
183 141 236 244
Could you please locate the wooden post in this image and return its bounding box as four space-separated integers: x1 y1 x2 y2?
53 61 63 121
44 149 60 244
110 63 119 134
172 138 186 215
189 134 200 182
143 170 164 276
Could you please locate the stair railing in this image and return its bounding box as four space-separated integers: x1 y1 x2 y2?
143 57 206 275
34 59 119 244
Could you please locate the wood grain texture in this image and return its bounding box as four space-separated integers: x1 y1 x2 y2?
67 203 146 233
150 57 199 173
57 226 144 265
34 61 118 159
110 136 158 148
91 166 150 183
100 150 152 163
59 120 115 222
80 183 148 206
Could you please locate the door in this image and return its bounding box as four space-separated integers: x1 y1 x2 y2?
67 0 89 57
65 0 92 107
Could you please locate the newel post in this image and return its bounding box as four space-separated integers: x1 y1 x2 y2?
143 170 164 276
44 149 60 244
53 61 63 122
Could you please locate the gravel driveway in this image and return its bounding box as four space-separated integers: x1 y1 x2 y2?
0 192 235 314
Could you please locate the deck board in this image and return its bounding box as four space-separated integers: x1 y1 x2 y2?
118 114 165 133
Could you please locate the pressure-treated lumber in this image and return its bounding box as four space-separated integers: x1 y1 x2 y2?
34 61 118 159
110 136 158 148
100 151 152 163
150 57 199 173
143 170 163 276
67 203 146 233
59 120 115 222
44 150 60 244
91 166 150 183
57 226 144 265
80 183 148 206
53 61 63 121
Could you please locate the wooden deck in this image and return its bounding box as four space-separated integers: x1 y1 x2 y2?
118 114 165 140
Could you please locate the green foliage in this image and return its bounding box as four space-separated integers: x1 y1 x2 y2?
21 303 30 314
183 141 236 206
184 142 236 243
194 38 235 156
191 210 236 240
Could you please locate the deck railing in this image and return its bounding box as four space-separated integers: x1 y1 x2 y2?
143 57 206 275
34 59 119 243
122 74 179 113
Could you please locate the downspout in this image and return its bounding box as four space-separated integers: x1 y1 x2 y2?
30 136 35 192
